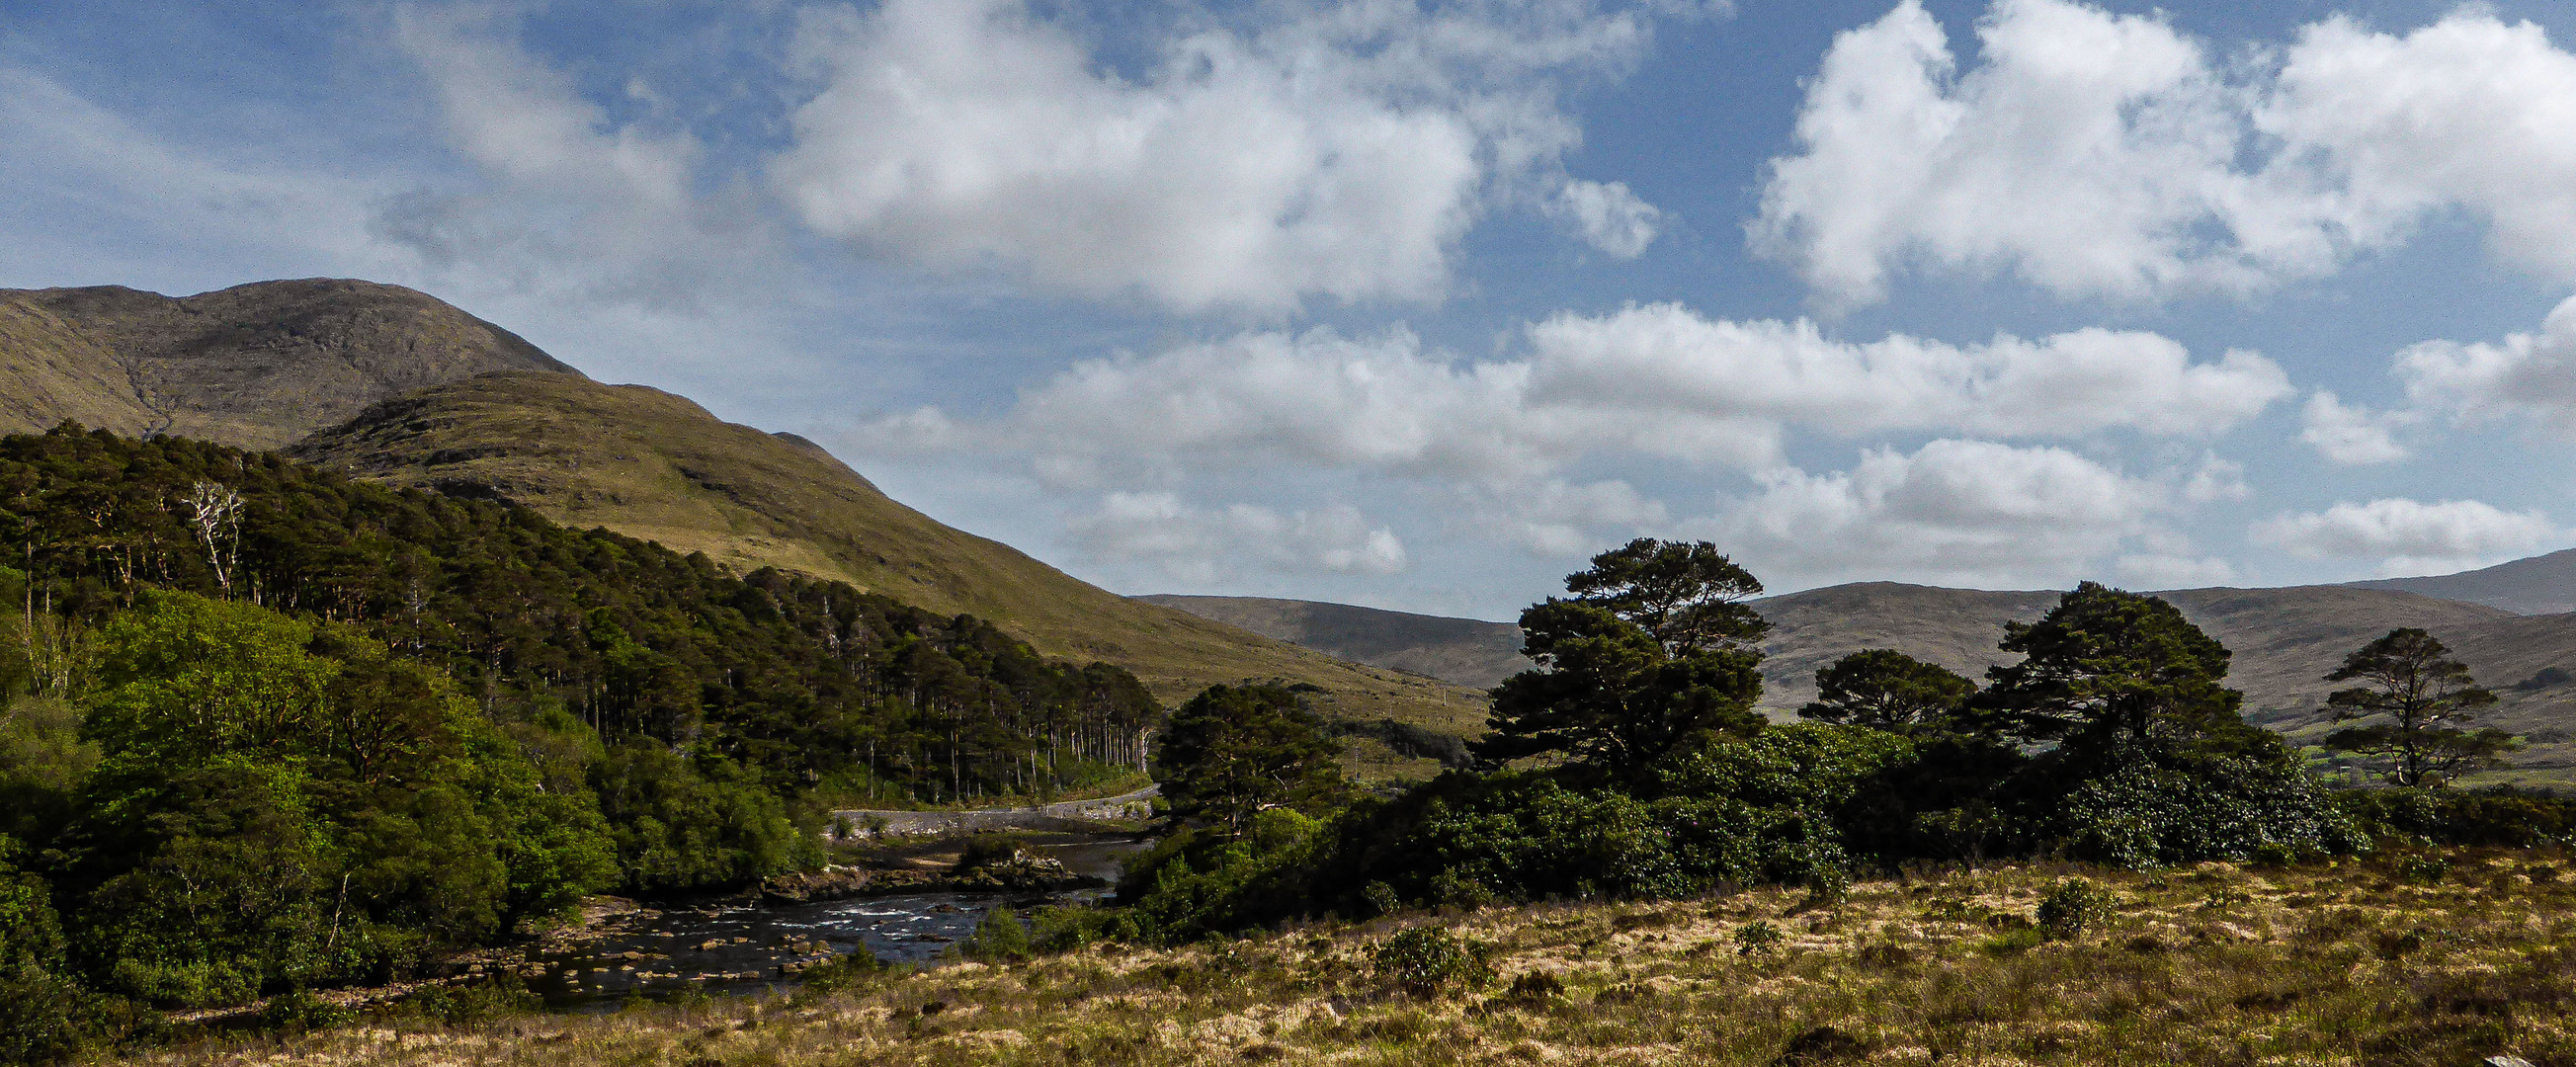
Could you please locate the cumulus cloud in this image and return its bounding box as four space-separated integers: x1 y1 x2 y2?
1452 478 1671 557
1064 491 1407 583
2299 391 2414 464
1549 179 1664 258
770 0 1680 312
1523 304 2288 443
2252 498 2563 575
857 306 2285 482
2397 292 2576 437
1700 439 2171 589
1756 0 2576 306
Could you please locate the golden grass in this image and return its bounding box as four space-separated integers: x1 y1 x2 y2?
113 849 2576 1066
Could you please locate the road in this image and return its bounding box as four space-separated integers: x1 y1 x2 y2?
824 784 1159 839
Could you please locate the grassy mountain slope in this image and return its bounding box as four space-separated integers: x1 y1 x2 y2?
0 279 581 450
2351 547 2576 616
289 372 1478 731
1136 594 1528 690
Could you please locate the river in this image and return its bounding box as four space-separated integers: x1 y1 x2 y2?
525 834 1150 1010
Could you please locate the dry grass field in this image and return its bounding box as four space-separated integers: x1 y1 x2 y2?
109 849 2576 1067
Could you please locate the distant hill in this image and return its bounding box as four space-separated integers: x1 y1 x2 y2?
0 279 579 449
288 372 1479 733
1137 595 1528 691
2351 548 2576 616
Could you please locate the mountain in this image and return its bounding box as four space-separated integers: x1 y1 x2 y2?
2350 548 2576 616
0 279 580 449
1137 595 1528 690
1 278 1476 752
288 372 1479 733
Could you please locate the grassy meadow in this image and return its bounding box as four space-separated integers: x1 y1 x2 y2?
107 848 2576 1067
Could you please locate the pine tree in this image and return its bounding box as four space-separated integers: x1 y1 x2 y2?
2322 627 2514 787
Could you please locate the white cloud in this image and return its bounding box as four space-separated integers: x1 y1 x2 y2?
1523 304 2288 443
1065 491 1407 583
857 307 2285 485
381 6 774 308
1702 439 2171 589
2397 292 2576 436
2177 452 2250 504
770 0 1676 313
2299 391 2414 464
2252 498 2562 575
1756 0 2576 306
2117 554 2239 589
1453 478 1671 556
1549 179 1663 258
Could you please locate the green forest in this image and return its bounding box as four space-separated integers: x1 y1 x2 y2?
0 425 1162 1055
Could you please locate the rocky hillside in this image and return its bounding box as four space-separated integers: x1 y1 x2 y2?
1136 595 1528 691
0 279 579 449
289 373 1477 729
2351 548 2576 616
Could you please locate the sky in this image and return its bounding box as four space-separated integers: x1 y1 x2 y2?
5 0 2576 621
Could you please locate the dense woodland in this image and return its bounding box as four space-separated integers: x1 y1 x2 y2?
0 425 1162 1054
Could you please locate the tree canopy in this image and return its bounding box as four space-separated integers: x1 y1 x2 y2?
2322 627 2513 787
1970 583 2260 759
1476 540 1767 778
1798 649 1974 735
1150 683 1345 834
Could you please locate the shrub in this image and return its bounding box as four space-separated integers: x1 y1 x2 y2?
1734 920 1786 956
255 989 351 1033
2394 854 2451 885
2035 878 2117 939
957 906 1031 962
1503 970 1565 1002
2052 750 2364 867
1373 927 1492 999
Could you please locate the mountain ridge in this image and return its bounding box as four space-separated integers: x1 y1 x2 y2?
2350 548 2576 616
0 279 580 449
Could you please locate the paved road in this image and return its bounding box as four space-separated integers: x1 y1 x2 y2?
825 784 1159 839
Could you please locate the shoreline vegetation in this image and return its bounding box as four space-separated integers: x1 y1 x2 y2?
6 427 2576 1064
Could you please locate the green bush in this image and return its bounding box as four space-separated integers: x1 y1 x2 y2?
2036 878 2117 939
1372 927 1492 998
2334 786 2576 848
957 906 1031 962
1734 920 1786 956
255 988 352 1033
2049 746 2364 866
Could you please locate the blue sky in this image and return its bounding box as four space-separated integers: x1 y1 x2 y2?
6 0 2575 620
